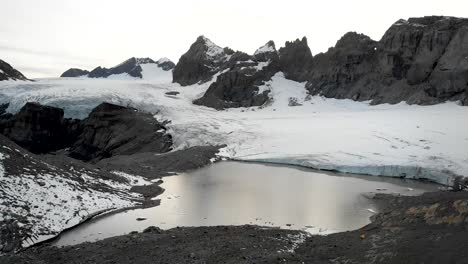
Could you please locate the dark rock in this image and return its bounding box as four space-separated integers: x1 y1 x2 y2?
97 145 223 179
173 36 230 86
307 16 468 105
0 103 9 116
278 37 313 82
142 226 162 233
165 91 180 96
60 68 89 78
305 32 379 102
156 59 176 71
0 103 81 153
69 102 172 161
193 41 280 109
82 57 174 79
130 184 164 198
193 16 468 109
0 59 28 81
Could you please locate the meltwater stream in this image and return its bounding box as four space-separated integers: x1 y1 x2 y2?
53 161 438 246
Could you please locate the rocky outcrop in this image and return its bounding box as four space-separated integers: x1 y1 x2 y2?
307 16 468 105
60 68 89 77
69 103 172 161
156 58 176 71
191 16 468 109
0 59 28 81
0 103 81 153
62 57 175 79
278 37 313 82
193 41 281 109
173 36 233 86
306 32 380 102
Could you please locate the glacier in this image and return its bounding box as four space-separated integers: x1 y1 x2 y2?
0 72 467 186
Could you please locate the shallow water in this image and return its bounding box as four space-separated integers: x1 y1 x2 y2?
53 161 438 246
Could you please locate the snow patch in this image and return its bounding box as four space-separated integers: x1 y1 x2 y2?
254 43 276 55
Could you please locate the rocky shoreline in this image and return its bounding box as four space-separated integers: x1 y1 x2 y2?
0 190 466 263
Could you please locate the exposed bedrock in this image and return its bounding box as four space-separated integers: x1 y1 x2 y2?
0 59 29 81
0 102 81 153
186 16 468 109
0 102 173 160
193 40 281 109
68 103 173 162
172 36 234 86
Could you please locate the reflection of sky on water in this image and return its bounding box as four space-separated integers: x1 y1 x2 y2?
54 161 438 246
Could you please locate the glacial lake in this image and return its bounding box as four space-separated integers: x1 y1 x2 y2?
53 161 439 246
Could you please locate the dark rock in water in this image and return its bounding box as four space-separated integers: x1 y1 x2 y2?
136 217 147 221
60 68 89 77
173 36 231 86
193 41 280 109
278 37 313 82
130 184 164 198
0 59 28 81
0 102 81 153
69 102 172 162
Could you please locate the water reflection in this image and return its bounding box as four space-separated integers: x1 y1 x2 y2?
54 161 438 246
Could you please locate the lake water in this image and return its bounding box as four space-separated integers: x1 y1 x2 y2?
53 161 438 246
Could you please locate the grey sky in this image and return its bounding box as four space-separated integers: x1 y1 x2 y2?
1 0 467 78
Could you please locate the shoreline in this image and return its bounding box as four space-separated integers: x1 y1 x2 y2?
2 190 466 263
231 157 458 187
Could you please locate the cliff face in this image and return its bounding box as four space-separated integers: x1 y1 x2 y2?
189 16 468 109
0 59 28 81
307 16 468 105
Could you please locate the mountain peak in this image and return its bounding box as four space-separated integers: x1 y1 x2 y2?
254 41 277 55
0 59 28 81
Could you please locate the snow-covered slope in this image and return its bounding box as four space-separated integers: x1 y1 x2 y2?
0 135 152 252
0 74 467 185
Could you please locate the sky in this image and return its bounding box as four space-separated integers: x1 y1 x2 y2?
1 0 467 78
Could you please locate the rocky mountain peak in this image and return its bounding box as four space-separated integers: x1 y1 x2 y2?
335 32 376 50
278 36 313 82
173 36 231 86
0 59 28 81
254 41 277 55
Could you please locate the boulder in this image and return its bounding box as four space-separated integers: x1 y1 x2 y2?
0 102 80 153
69 103 172 161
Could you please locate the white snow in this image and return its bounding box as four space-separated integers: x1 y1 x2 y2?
0 145 150 248
0 69 4 74
254 42 276 55
157 57 171 64
202 36 225 59
0 72 467 186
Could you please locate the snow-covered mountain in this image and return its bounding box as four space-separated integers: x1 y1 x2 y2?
173 16 468 109
0 59 28 81
61 57 175 81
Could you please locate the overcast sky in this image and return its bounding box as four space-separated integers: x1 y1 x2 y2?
1 0 467 78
